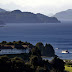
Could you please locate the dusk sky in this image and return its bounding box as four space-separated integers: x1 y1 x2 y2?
0 0 72 16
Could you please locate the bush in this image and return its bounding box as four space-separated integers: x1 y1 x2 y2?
50 57 65 72
66 62 72 65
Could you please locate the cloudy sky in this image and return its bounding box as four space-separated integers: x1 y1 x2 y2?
0 0 72 16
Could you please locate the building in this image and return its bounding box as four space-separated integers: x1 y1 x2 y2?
0 45 31 55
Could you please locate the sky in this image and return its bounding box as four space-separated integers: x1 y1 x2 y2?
0 0 72 16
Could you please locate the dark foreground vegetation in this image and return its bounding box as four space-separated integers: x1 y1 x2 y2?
0 47 65 72
0 41 66 72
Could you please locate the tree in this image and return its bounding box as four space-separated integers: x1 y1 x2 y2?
36 42 55 57
11 57 33 72
36 42 44 55
0 55 11 72
50 57 65 72
1 41 7 44
30 47 41 56
44 44 55 57
17 40 23 45
7 42 14 45
14 44 24 49
11 57 25 72
30 56 41 67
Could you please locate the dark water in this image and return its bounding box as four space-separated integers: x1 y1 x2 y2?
0 21 72 59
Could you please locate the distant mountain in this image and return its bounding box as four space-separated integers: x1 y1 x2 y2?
0 8 6 12
0 10 60 23
53 9 72 21
37 13 60 23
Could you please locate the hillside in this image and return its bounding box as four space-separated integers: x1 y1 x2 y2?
0 10 60 23
53 9 72 21
37 13 60 23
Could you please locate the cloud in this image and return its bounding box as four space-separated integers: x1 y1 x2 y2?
0 0 72 7
0 2 23 11
0 0 72 15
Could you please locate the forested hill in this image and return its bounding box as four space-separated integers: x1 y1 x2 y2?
0 10 60 23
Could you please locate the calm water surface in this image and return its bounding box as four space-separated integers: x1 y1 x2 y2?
0 21 72 59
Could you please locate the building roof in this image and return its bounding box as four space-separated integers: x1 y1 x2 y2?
0 45 13 49
0 45 29 49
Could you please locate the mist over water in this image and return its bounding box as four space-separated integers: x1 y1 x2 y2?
0 21 72 59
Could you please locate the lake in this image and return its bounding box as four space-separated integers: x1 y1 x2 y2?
0 21 72 59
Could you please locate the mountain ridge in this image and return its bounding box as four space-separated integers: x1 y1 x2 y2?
0 9 60 23
0 8 6 12
53 9 72 21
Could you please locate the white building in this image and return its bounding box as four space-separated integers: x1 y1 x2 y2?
0 44 32 55
0 48 30 55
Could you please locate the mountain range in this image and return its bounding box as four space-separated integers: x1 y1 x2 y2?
53 9 72 21
0 8 6 12
0 8 60 23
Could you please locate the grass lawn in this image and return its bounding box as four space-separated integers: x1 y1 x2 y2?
65 66 72 72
